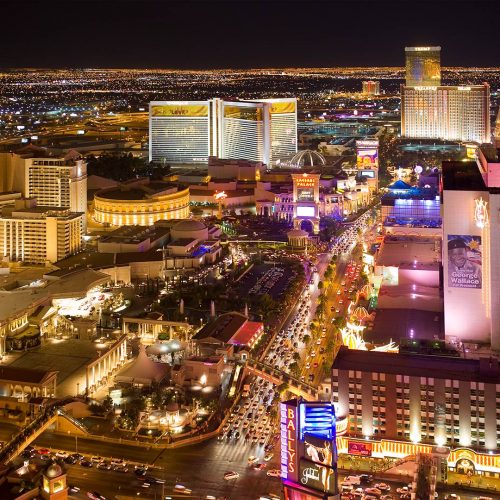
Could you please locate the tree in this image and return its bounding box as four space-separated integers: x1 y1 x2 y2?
292 352 301 362
303 334 311 345
276 382 289 395
317 281 324 290
101 395 114 413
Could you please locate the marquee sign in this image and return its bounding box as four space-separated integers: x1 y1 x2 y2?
280 401 298 482
474 197 489 229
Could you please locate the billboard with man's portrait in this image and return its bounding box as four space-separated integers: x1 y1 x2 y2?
447 235 482 289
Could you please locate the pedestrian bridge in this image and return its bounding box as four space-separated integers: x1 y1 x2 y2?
245 358 318 400
0 408 88 464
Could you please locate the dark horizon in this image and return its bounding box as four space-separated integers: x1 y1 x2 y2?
0 0 499 70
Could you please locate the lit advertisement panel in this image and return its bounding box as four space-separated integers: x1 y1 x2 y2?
299 459 337 495
359 169 376 178
303 434 336 467
356 140 379 167
281 401 299 482
296 206 315 217
347 440 372 457
447 235 482 289
151 104 209 117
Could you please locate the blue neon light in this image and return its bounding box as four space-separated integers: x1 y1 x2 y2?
299 402 336 441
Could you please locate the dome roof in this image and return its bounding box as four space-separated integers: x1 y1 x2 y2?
173 219 207 232
46 463 63 478
166 402 179 413
289 150 326 168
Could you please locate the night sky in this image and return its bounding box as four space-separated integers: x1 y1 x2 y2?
1 0 498 69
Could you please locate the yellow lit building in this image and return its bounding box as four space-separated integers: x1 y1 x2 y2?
93 179 190 227
0 199 83 264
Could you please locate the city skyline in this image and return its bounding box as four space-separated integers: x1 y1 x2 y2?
0 1 499 69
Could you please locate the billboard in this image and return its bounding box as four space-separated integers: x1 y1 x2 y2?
303 434 336 467
299 459 337 495
356 140 379 168
447 235 482 289
297 206 315 217
151 104 209 117
347 440 372 457
359 169 376 178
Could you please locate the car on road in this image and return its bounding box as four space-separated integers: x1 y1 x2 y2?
86 492 106 500
37 448 51 455
55 451 68 459
375 482 390 491
90 456 104 463
68 485 80 493
114 466 129 473
365 487 382 496
80 460 93 468
254 463 267 470
65 455 78 465
224 471 239 480
134 468 147 477
267 469 281 477
97 462 112 470
173 484 192 494
247 455 258 465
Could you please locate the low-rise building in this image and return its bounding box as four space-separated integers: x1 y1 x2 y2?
193 312 264 356
93 178 190 227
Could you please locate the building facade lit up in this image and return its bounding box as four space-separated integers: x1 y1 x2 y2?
401 84 490 144
442 148 500 349
93 179 190 227
149 98 297 167
332 347 500 477
0 150 88 214
0 200 84 264
361 80 380 96
405 46 441 87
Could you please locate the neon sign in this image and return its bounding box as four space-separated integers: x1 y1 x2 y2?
295 177 316 188
474 198 489 229
280 402 298 481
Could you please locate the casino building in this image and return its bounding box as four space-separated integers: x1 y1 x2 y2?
442 147 500 349
149 98 297 167
93 178 190 227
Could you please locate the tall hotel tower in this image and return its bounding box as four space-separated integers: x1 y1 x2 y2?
149 98 297 166
401 47 490 144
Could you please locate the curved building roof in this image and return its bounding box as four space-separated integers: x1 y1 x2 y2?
173 219 207 232
289 150 326 168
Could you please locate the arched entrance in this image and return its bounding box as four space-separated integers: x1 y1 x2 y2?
300 219 314 233
456 458 475 475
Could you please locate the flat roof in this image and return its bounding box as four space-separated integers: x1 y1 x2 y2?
442 160 487 192
0 365 57 384
376 235 441 267
228 321 263 346
333 346 500 384
193 312 248 344
366 308 443 345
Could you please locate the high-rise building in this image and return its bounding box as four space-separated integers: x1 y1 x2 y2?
405 46 441 86
0 199 83 264
362 80 380 95
401 84 490 143
0 149 87 214
149 98 297 167
332 347 500 476
149 100 218 164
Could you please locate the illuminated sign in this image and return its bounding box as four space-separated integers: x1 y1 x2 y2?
214 191 227 201
270 101 296 114
474 198 489 229
414 86 438 91
281 402 298 482
466 145 477 159
359 170 376 178
458 86 471 91
348 440 372 457
296 206 315 217
295 177 316 188
151 104 209 117
224 105 262 121
299 402 336 441
362 253 374 266
299 459 337 494
414 47 431 51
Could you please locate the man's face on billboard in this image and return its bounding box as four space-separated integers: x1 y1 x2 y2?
450 247 467 268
